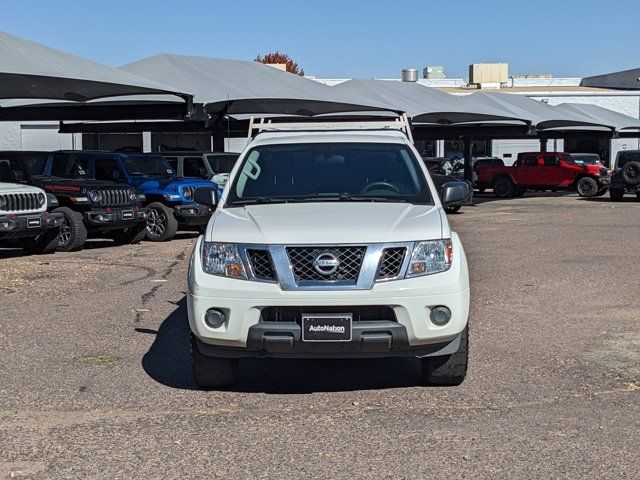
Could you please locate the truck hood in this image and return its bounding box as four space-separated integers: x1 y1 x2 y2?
207 202 445 244
0 182 44 194
129 176 212 191
32 176 128 193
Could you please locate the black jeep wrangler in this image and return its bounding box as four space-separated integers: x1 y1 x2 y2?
610 150 640 201
0 151 147 251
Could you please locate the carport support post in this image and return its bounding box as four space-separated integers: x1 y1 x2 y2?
463 139 473 182
540 138 548 153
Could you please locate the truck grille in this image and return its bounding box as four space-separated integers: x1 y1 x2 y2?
287 246 366 282
247 249 275 280
377 247 406 280
0 192 40 213
96 189 134 207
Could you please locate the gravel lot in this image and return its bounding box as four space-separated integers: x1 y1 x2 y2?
1 193 639 479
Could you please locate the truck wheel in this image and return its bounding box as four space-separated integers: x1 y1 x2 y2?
594 188 608 197
145 203 178 242
111 224 147 245
609 187 624 202
513 186 526 197
444 205 461 214
190 334 239 389
576 177 598 197
492 178 514 198
421 325 468 386
621 161 640 186
477 187 486 193
22 229 60 255
54 207 87 252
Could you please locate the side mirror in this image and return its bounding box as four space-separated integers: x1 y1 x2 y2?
194 186 219 208
441 181 469 206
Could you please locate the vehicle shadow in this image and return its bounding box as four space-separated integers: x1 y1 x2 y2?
472 191 574 205
140 297 425 393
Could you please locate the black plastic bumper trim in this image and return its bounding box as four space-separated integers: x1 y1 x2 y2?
195 321 462 359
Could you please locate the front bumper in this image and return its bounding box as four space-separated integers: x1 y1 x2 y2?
84 208 146 227
174 203 213 226
187 234 470 358
0 212 64 239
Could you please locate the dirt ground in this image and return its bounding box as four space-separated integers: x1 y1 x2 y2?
1 193 638 479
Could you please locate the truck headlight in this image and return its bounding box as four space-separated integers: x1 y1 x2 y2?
129 189 137 201
180 186 193 199
88 190 103 203
406 239 452 277
37 193 46 206
201 242 246 279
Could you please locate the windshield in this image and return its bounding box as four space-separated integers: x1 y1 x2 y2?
122 155 175 176
204 154 239 174
570 154 599 165
226 143 431 206
50 155 90 179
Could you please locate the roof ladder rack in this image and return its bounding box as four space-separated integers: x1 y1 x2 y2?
247 113 414 142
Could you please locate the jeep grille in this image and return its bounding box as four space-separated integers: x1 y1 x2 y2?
96 189 134 207
0 192 40 213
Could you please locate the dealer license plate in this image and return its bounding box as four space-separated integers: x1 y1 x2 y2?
301 313 352 342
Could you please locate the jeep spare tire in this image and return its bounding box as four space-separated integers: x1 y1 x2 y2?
621 161 640 186
54 207 87 252
492 178 514 198
576 177 598 197
145 202 178 242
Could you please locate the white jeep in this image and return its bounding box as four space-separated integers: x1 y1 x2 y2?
187 123 470 388
0 182 64 254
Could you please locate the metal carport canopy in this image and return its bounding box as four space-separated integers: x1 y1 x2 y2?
120 54 399 117
331 79 531 126
0 31 188 103
555 103 640 133
469 92 614 131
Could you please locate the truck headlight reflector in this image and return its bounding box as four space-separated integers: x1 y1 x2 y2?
406 239 452 277
88 190 103 203
180 186 193 199
37 193 46 206
201 242 247 279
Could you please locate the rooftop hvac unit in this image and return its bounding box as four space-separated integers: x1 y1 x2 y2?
469 63 509 88
401 68 418 82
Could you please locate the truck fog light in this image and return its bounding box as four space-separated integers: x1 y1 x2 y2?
205 309 226 329
430 306 451 326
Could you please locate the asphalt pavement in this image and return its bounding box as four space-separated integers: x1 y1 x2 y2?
1 193 639 479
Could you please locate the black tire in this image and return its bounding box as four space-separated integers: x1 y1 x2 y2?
594 188 608 197
636 192 640 200
621 161 640 186
513 186 526 197
145 203 178 242
190 334 239 389
492 178 514 198
576 177 599 197
110 224 147 245
421 325 468 386
609 187 624 202
54 207 87 252
21 229 60 255
444 205 462 214
477 187 486 193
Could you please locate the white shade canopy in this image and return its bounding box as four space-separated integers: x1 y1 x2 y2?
0 30 187 102
120 54 398 117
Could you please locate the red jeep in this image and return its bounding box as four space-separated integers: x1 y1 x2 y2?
476 152 611 198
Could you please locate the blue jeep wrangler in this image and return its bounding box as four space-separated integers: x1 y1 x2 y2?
43 151 218 242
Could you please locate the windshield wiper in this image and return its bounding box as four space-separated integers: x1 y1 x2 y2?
228 197 295 206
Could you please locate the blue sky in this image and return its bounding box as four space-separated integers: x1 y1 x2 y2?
3 0 638 78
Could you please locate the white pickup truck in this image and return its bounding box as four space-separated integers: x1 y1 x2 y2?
187 125 470 388
0 182 64 254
